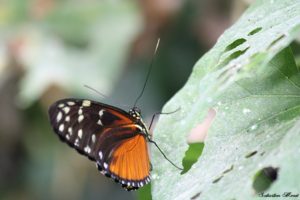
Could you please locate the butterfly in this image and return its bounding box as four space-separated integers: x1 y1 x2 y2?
48 98 152 191
48 39 182 191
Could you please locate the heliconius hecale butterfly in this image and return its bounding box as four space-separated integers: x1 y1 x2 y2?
48 39 182 191
49 99 151 190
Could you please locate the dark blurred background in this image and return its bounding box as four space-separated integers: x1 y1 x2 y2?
0 0 253 199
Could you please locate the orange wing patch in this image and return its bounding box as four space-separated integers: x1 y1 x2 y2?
109 134 150 189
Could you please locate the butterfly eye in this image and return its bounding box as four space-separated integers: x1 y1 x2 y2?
133 107 141 114
133 107 142 114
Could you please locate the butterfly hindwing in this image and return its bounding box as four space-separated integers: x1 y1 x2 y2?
95 125 151 190
106 133 151 190
48 98 151 190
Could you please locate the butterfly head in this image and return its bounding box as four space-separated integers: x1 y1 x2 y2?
129 107 141 120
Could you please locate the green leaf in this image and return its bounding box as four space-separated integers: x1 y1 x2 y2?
151 0 300 199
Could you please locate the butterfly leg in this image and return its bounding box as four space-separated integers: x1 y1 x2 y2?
148 107 181 130
148 139 183 171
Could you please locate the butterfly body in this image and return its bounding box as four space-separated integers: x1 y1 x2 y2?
48 98 151 191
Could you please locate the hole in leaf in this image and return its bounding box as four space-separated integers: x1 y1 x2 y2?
225 38 247 52
245 150 257 158
181 143 204 174
248 27 262 36
190 192 201 200
267 35 285 49
212 175 224 184
253 166 279 194
222 47 250 66
222 165 234 174
187 108 216 143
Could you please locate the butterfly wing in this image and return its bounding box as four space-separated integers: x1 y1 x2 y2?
48 98 133 159
48 98 150 190
96 127 151 190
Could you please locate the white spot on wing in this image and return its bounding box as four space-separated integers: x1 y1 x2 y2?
92 134 96 143
56 112 62 122
65 116 70 122
78 115 84 123
99 151 103 159
75 138 79 146
59 124 64 132
78 129 83 138
103 162 108 169
58 103 64 108
84 146 91 153
63 107 70 114
66 134 70 140
82 100 91 107
103 163 108 169
97 119 103 126
99 109 104 117
68 127 73 135
67 101 75 106
78 108 83 115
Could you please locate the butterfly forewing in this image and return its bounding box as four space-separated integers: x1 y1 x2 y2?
49 99 132 156
48 98 151 190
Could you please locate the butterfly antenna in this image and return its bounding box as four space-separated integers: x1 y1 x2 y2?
133 38 160 107
148 139 183 171
84 85 108 99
